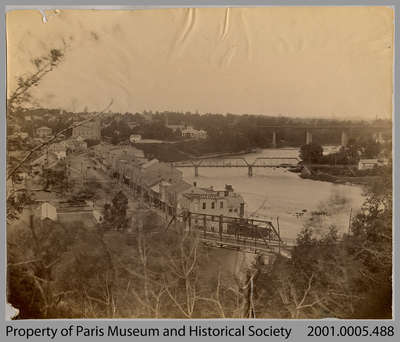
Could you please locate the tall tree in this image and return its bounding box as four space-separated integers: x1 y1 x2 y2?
300 143 323 163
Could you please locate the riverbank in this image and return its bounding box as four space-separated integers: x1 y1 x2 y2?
300 171 379 185
190 148 258 160
135 142 259 162
300 164 383 186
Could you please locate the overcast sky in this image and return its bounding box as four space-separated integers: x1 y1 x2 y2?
7 7 393 120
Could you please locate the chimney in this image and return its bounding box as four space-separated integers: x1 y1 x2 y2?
225 184 233 192
240 203 245 218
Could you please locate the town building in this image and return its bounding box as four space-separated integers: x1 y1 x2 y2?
36 126 52 138
30 152 59 176
162 180 194 215
179 184 245 232
373 132 386 144
181 126 207 139
358 159 380 170
72 119 101 140
10 131 29 140
48 142 67 160
180 184 244 216
166 124 186 134
65 137 88 153
40 202 58 221
107 146 146 171
138 160 183 206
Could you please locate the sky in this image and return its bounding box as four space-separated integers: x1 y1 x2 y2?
6 7 394 120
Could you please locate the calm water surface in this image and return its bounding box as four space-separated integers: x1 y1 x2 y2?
179 147 365 242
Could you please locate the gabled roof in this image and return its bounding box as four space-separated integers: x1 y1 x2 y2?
41 202 57 221
166 180 193 194
142 159 159 169
30 152 58 166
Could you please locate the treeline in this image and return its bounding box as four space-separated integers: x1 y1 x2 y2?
100 111 392 159
11 108 392 155
299 138 388 165
101 119 180 145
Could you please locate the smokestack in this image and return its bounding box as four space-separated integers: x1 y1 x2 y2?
240 203 245 218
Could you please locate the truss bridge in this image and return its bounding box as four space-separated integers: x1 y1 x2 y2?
172 157 300 176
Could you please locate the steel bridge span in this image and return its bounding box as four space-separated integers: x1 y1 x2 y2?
181 211 293 257
172 157 300 176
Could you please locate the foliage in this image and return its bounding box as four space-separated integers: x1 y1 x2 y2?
7 217 79 318
345 165 392 317
84 139 100 148
103 191 129 230
254 164 392 319
42 162 67 192
299 143 323 163
7 191 34 222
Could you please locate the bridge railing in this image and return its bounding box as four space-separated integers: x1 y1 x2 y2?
183 212 283 250
172 157 301 168
251 157 300 167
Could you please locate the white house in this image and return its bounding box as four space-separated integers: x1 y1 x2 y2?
93 210 104 224
48 142 67 160
36 126 52 138
181 126 207 139
129 134 142 143
358 159 379 170
41 202 58 221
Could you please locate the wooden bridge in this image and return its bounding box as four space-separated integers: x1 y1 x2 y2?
172 157 300 176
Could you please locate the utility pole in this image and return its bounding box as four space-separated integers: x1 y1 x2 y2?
45 147 49 189
81 161 83 186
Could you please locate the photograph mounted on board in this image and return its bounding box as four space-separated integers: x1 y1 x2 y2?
6 7 393 319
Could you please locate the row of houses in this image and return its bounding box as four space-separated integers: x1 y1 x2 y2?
93 145 245 231
35 119 101 140
30 137 89 176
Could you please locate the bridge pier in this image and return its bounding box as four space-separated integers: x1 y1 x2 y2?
272 131 277 148
306 130 313 144
341 131 348 147
248 166 253 177
194 166 199 177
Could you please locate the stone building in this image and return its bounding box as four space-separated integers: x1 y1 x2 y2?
72 119 101 140
36 126 52 138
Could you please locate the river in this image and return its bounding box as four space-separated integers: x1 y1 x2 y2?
179 147 365 244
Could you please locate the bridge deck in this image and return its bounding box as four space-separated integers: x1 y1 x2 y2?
173 157 300 168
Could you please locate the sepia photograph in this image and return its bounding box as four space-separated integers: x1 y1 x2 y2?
6 6 393 320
